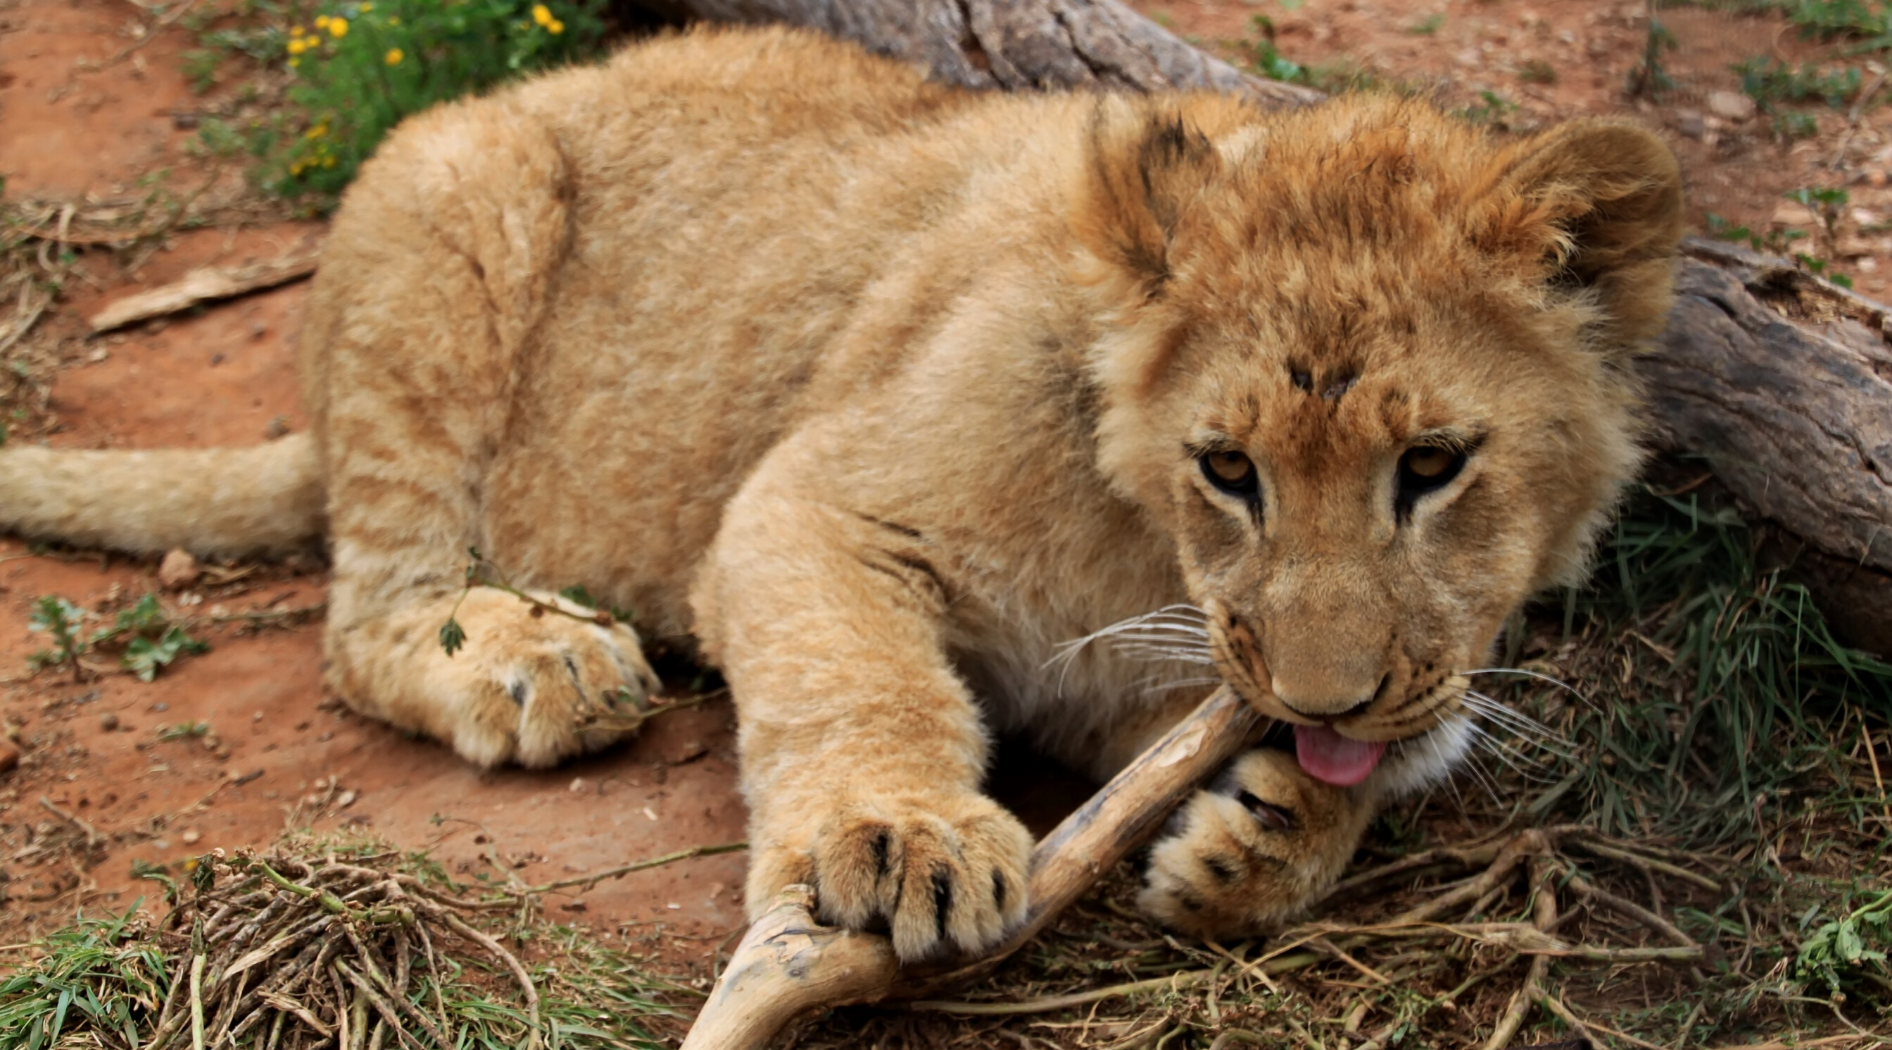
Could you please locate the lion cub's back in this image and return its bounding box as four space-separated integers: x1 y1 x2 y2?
307 28 1029 637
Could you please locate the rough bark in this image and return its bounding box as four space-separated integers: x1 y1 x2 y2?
1650 238 1892 652
618 0 1323 107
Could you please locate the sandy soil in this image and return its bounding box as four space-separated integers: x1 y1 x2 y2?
0 0 1883 997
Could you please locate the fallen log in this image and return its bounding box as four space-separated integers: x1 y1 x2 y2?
1652 238 1892 652
621 0 1321 107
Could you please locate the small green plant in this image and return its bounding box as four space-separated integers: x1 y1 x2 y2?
1242 15 1308 85
1518 58 1557 84
1705 212 1764 250
268 0 607 197
1628 10 1679 98
1773 0 1892 49
181 48 222 93
27 594 209 680
1773 109 1823 138
1738 56 1865 108
27 596 87 670
1408 13 1445 34
157 720 213 741
1459 89 1519 127
1795 887 1892 995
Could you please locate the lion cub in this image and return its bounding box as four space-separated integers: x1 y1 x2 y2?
0 27 1681 958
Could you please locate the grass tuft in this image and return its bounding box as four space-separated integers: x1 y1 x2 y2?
0 838 692 1050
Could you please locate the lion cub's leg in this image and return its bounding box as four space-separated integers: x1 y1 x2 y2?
1137 748 1376 939
310 106 660 768
694 481 1032 963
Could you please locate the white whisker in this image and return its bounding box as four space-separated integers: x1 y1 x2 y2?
1464 722 1556 783
1459 692 1557 742
1044 604 1216 696
1462 667 1596 709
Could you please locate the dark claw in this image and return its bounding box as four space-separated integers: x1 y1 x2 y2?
931 869 953 943
992 870 1007 911
1235 790 1295 831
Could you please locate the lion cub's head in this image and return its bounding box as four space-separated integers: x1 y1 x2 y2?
1073 95 1682 792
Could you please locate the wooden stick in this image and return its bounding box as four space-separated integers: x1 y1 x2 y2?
88 251 320 333
678 686 1262 1050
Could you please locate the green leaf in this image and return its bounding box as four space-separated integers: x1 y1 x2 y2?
122 628 207 681
439 618 467 657
1838 920 1866 963
558 585 596 609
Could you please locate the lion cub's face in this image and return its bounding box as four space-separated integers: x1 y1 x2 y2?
1077 97 1682 786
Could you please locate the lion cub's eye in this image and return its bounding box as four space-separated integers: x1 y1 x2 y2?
1395 445 1468 512
1200 451 1259 498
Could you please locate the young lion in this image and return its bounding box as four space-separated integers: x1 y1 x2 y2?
0 27 1681 959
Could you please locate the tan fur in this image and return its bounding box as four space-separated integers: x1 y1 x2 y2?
0 27 1682 957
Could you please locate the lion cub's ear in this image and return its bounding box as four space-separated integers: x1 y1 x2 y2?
1481 119 1684 347
1072 99 1224 299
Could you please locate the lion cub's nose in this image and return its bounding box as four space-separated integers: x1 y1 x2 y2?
1269 672 1386 722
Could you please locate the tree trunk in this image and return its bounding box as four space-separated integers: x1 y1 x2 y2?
622 0 1892 653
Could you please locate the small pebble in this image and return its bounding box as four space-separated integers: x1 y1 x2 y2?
181 830 201 845
100 712 120 731
158 549 200 589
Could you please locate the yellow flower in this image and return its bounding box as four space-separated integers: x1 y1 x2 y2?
288 57 300 68
305 124 328 138
530 3 551 24
359 2 372 9
323 156 338 168
547 18 563 33
387 15 399 24
328 16 348 36
314 14 330 27
385 47 403 65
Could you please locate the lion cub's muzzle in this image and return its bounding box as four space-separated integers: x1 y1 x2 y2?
1205 604 1462 788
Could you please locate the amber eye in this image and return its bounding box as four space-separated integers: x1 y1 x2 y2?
1395 445 1468 514
1200 450 1259 499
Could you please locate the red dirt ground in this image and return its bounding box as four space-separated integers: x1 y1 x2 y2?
0 0 1885 999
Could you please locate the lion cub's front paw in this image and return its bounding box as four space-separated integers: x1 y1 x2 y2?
1138 748 1369 940
754 792 1032 962
428 587 661 769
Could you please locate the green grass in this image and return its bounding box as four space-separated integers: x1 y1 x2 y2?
1497 481 1892 846
178 0 610 203
0 841 690 1050
0 909 168 1050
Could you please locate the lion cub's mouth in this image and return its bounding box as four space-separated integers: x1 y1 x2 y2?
1293 725 1388 787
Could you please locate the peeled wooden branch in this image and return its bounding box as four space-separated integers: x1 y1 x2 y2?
88 250 320 333
678 686 1263 1050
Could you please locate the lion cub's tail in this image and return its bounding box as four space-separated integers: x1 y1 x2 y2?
0 433 324 557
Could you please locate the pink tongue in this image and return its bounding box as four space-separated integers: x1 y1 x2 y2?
1294 725 1388 787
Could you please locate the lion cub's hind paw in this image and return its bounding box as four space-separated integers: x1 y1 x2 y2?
435 588 662 769
803 793 1032 963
